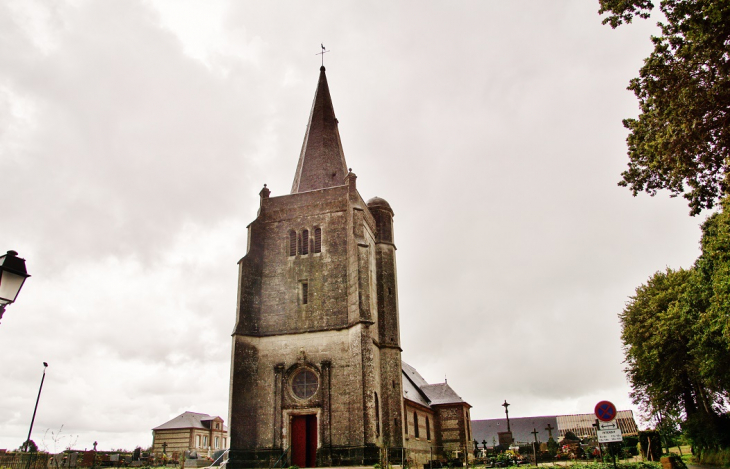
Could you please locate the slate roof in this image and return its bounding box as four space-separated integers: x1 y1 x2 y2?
402 361 429 388
290 66 349 194
471 416 559 445
153 411 227 431
421 383 467 405
401 361 469 408
472 410 639 445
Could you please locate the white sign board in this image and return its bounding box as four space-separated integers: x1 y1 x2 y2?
599 421 619 431
597 428 623 443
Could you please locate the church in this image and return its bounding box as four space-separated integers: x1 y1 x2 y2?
227 66 473 468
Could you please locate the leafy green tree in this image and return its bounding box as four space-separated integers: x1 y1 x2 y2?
598 0 730 215
547 438 559 458
693 198 730 391
621 218 730 450
654 409 684 453
620 268 707 418
20 440 38 452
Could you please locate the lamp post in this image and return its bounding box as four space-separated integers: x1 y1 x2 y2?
24 362 48 454
0 250 31 324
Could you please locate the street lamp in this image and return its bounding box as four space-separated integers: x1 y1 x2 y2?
0 250 31 324
24 362 48 454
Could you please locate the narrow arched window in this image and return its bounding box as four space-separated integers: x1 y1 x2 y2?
300 281 309 305
414 411 419 438
426 416 431 441
314 228 322 253
289 231 296 256
302 229 309 255
375 392 380 437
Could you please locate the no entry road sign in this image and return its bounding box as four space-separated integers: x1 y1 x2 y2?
595 401 617 422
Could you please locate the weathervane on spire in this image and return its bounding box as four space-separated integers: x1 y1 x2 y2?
316 43 330 67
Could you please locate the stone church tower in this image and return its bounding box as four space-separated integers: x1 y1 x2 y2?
228 66 404 468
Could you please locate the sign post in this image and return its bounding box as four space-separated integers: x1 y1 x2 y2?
595 401 621 469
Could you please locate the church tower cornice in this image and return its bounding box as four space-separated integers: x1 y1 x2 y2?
291 66 349 194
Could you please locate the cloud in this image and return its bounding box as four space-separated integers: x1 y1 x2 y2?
0 0 705 450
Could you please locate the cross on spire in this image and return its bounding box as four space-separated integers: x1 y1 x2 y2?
316 43 330 67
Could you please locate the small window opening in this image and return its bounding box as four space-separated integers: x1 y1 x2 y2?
375 392 380 437
289 231 296 256
302 229 309 255
301 281 309 305
414 411 419 438
314 228 322 253
426 416 431 441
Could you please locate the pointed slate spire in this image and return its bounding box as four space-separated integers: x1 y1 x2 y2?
291 66 349 194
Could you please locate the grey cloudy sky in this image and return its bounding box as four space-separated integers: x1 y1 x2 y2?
1 0 704 452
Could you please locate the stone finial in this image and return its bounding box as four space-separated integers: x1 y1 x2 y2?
345 169 357 190
259 184 270 199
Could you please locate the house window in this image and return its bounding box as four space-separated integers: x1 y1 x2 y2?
414 411 419 438
300 281 309 305
314 228 321 253
223 438 226 448
289 231 296 256
302 229 309 255
196 435 201 447
203 436 208 447
215 437 219 449
426 416 431 441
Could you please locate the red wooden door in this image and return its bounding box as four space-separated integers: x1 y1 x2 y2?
291 415 317 467
291 416 307 468
306 415 317 467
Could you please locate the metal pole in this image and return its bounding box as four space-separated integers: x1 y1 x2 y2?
25 363 48 453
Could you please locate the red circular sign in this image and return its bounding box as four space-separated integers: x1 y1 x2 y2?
595 401 617 422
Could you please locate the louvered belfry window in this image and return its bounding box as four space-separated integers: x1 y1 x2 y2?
301 229 309 255
314 227 322 253
289 231 296 256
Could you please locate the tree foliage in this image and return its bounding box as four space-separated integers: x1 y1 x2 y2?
621 198 730 448
621 267 705 417
20 440 38 452
694 198 730 391
599 0 730 215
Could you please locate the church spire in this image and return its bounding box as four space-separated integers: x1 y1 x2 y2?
291 66 349 194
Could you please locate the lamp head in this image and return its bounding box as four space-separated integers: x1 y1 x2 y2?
0 250 30 306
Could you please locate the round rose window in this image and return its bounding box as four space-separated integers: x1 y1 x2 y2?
291 368 318 400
